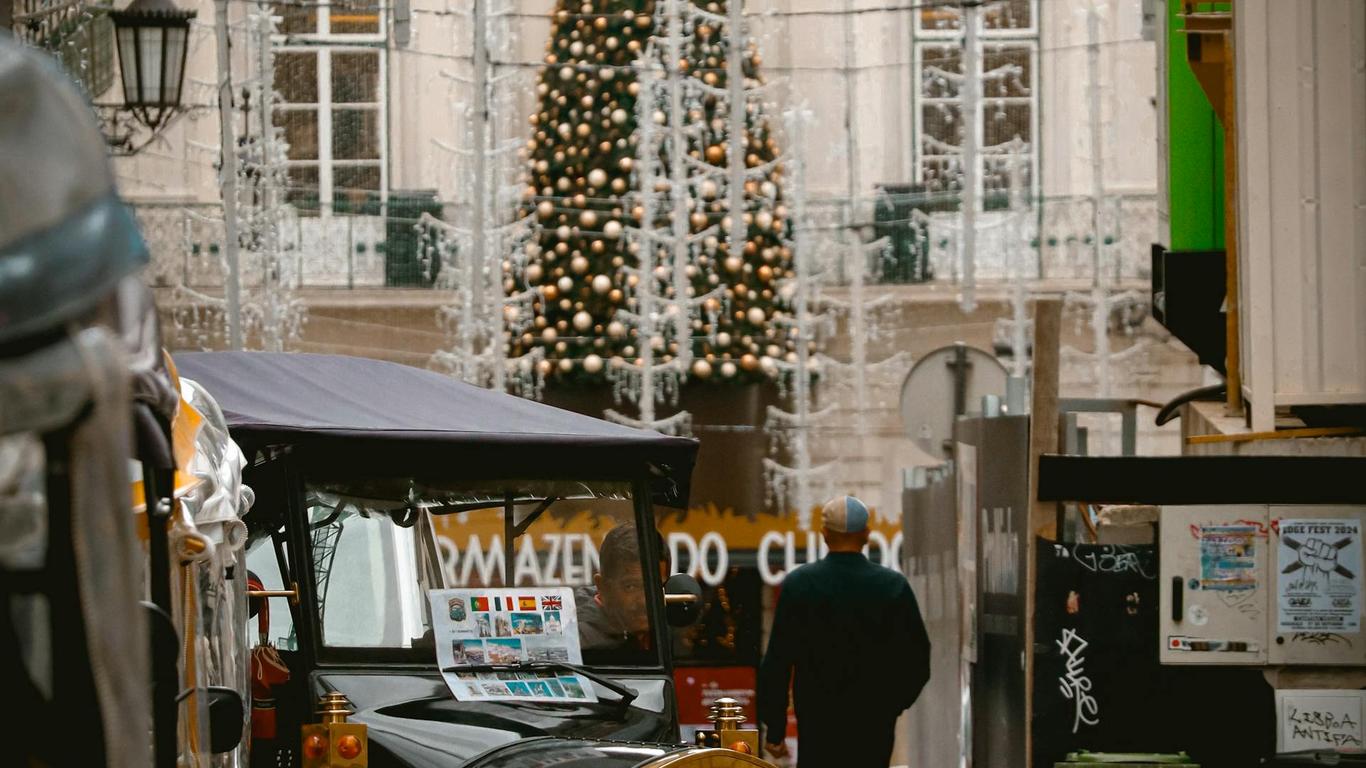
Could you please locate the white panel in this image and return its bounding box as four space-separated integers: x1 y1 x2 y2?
1235 0 1276 431
1266 0 1303 396
1236 0 1366 420
1159 505 1269 665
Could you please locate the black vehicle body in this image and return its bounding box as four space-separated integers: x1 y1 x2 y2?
174 352 703 768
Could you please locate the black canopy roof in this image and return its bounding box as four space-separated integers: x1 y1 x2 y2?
174 352 698 506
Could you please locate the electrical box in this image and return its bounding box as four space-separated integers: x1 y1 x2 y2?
1267 506 1366 666
1160 505 1366 666
1160 505 1269 665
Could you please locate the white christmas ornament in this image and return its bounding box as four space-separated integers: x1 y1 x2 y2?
583 353 604 374
571 255 589 274
526 263 544 283
747 307 766 325
691 359 713 379
588 168 608 188
607 320 626 338
558 357 574 372
592 274 612 294
573 311 593 332
603 220 623 239
716 332 732 347
557 276 573 292
720 361 737 378
556 225 572 240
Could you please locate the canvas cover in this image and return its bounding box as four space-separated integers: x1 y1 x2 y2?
0 328 150 767
174 352 699 506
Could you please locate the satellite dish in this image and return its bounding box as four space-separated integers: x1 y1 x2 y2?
899 343 1009 461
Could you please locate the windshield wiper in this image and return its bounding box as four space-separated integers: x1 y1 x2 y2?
440 661 639 708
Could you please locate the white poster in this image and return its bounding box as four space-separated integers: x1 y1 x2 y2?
428 587 598 703
1277 519 1362 634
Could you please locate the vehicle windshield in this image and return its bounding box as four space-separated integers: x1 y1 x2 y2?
305 477 662 668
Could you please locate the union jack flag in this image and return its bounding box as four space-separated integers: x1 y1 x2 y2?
541 596 563 611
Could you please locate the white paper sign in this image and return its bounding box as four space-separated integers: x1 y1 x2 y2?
428 587 598 703
1277 519 1362 633
1276 690 1366 753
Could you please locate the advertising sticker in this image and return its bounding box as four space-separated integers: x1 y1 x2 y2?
428 587 597 703
1197 524 1258 591
1277 519 1362 634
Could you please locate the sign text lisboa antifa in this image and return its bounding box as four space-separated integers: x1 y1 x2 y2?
432 513 905 588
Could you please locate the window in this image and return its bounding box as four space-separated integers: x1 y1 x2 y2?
272 0 385 216
912 1 1037 208
305 477 664 668
246 528 298 650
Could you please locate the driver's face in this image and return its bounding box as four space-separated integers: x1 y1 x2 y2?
597 562 648 634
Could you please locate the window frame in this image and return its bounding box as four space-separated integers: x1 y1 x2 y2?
295 472 672 674
911 0 1039 205
272 33 387 217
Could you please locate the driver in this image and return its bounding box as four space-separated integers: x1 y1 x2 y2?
576 524 664 650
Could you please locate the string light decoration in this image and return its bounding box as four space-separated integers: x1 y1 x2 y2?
173 6 304 351
422 0 545 396
509 0 796 388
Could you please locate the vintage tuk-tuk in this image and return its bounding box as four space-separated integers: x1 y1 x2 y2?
175 351 773 768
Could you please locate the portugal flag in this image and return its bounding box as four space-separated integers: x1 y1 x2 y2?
518 596 537 611
471 596 489 612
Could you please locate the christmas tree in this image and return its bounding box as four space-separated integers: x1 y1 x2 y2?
509 0 795 386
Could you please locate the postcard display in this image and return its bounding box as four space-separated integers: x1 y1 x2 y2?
428 587 597 703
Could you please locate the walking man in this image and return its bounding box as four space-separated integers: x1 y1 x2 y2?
758 495 931 767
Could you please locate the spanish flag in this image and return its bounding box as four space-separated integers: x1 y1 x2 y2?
518 596 537 611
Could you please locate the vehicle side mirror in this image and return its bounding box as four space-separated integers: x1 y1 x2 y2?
664 573 704 627
206 686 246 754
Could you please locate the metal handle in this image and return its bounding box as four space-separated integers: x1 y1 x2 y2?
1171 576 1183 622
664 593 701 605
249 582 300 606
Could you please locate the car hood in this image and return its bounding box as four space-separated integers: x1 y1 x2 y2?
313 671 678 768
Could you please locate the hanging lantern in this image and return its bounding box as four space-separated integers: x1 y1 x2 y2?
110 0 197 131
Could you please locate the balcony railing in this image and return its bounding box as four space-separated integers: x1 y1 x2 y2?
133 191 1157 296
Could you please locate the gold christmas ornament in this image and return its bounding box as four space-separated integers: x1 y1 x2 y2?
705 145 724 164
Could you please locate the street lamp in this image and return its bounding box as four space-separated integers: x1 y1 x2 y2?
108 0 196 134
